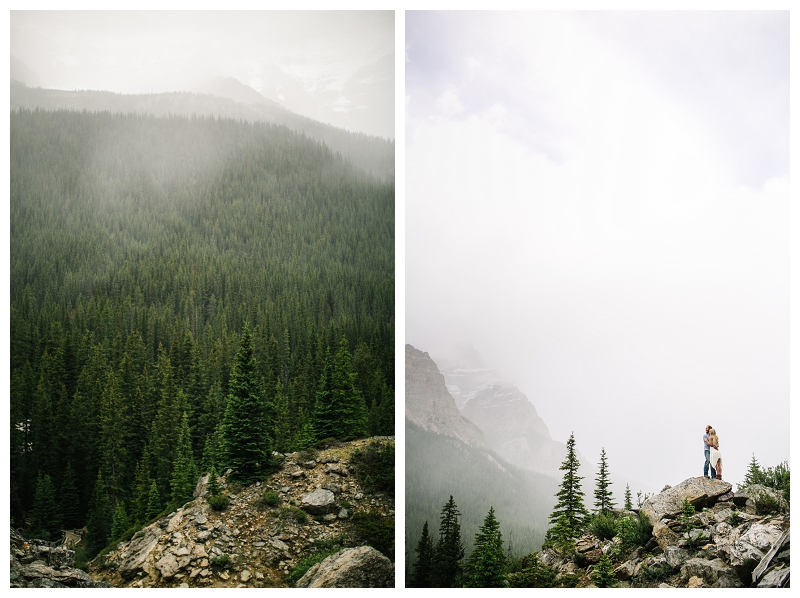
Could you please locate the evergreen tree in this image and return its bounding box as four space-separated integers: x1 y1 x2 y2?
624 484 633 511
547 432 589 548
464 506 506 588
591 553 617 588
29 472 62 541
170 411 198 508
295 417 317 451
434 495 465 588
593 447 615 514
111 502 131 541
145 481 162 521
206 466 222 498
741 454 762 489
411 521 435 588
59 462 81 529
131 454 153 525
223 323 272 484
272 379 292 453
86 470 113 556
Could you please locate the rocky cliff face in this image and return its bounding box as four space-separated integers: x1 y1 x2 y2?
405 344 487 449
536 477 790 588
87 438 394 588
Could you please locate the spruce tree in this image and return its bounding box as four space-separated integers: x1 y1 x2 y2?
86 470 113 556
464 506 507 588
624 484 633 511
170 410 198 508
145 481 162 521
59 462 81 529
111 502 131 541
591 553 617 587
547 432 589 548
29 472 62 541
223 323 272 484
741 454 762 489
131 454 153 525
411 521 435 588
434 495 465 588
593 447 615 514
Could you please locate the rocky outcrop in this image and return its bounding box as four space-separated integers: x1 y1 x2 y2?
9 529 110 588
88 437 394 588
534 477 789 588
294 546 393 588
405 344 487 448
640 477 732 525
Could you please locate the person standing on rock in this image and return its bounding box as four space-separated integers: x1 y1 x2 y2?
708 428 722 480
703 425 717 479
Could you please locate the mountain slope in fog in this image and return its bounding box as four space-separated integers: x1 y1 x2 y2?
10 79 393 181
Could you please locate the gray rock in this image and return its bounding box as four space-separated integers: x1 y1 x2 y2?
664 546 691 568
323 483 343 494
294 546 393 588
325 463 349 476
641 477 732 525
680 557 742 588
738 485 788 515
303 460 317 469
291 470 306 479
733 523 784 563
300 489 337 515
757 566 790 588
652 519 681 550
118 527 161 579
338 508 350 519
155 552 181 579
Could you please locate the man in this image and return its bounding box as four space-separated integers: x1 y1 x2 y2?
703 425 716 479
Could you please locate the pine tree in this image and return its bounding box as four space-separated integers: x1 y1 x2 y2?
741 454 762 489
223 323 272 484
29 472 62 541
86 470 113 556
591 553 617 587
313 338 368 442
593 447 615 514
145 481 162 521
59 462 81 529
111 502 131 541
295 416 317 450
411 521 435 587
547 432 589 548
170 410 198 508
434 495 465 588
131 453 153 525
464 506 506 588
624 484 633 511
272 379 292 453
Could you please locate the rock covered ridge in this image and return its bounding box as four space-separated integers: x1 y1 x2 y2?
405 344 487 449
10 529 109 588
538 477 789 588
87 437 394 588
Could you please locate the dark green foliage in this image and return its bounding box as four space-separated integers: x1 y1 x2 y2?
208 493 231 512
738 455 790 504
313 338 369 442
223 324 272 484
434 495 465 588
624 484 633 511
636 563 675 586
287 545 341 587
206 467 222 498
350 439 395 496
589 512 618 541
572 550 588 567
616 513 652 548
680 498 696 525
170 411 198 508
111 502 131 541
145 481 162 521
59 462 81 529
411 521 434 588
280 506 307 523
351 510 394 560
464 506 506 588
262 490 280 507
728 510 743 526
546 432 589 548
29 472 61 541
591 553 618 588
86 471 113 556
506 553 557 588
210 554 232 569
9 107 394 529
593 447 615 514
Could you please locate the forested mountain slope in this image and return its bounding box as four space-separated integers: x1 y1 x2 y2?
10 80 393 180
10 108 394 553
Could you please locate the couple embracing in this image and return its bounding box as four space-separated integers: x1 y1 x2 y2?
703 425 723 480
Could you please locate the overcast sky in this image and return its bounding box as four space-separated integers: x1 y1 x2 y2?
10 11 394 137
406 11 789 492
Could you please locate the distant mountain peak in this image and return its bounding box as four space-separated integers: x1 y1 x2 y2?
185 76 271 106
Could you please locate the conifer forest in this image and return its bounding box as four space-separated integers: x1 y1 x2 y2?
10 108 395 552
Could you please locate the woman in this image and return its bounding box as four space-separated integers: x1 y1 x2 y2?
708 428 722 480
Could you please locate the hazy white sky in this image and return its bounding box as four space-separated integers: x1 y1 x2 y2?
10 10 394 137
406 11 789 491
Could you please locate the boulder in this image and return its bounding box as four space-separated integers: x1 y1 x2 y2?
118 527 161 579
294 546 393 588
664 546 691 568
652 519 681 550
680 557 742 588
737 485 788 515
300 489 337 515
730 523 784 564
640 477 732 525
757 566 789 588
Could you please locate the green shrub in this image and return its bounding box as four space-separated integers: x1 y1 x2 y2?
286 547 339 586
208 493 230 511
591 553 618 588
351 510 394 560
349 440 395 496
572 551 587 567
556 573 580 588
262 490 280 507
728 510 743 526
280 506 308 523
616 513 651 548
754 489 784 515
211 554 232 569
637 563 674 585
590 512 617 541
506 553 557 588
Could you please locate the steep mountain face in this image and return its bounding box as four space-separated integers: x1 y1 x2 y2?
405 344 487 449
461 383 570 478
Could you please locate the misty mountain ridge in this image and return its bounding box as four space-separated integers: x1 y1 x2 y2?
10 79 393 181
